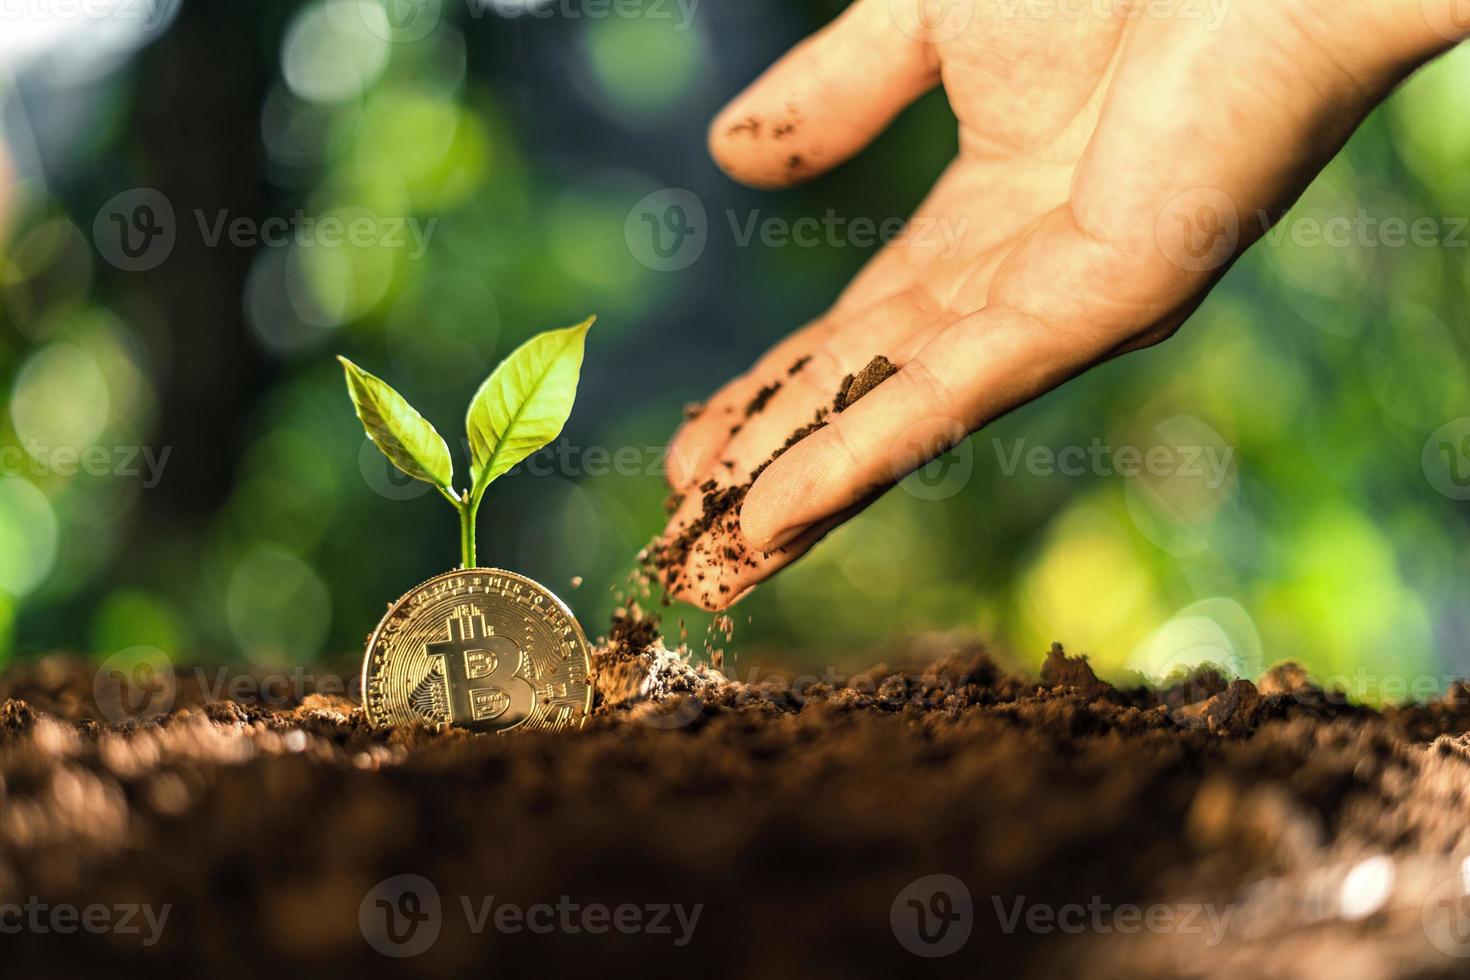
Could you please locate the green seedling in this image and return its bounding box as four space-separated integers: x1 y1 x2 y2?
339 316 594 569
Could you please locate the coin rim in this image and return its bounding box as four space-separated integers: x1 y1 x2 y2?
360 567 594 733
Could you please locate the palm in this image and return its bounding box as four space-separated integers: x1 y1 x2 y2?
868 5 1129 314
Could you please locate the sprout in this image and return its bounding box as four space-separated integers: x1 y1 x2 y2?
339 316 594 568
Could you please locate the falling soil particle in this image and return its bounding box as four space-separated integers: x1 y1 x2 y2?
606 601 662 652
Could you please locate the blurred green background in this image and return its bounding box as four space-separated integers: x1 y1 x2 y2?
0 0 1467 701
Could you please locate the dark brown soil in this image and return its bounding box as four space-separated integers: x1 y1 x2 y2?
833 354 897 411
743 380 782 418
4 630 1470 979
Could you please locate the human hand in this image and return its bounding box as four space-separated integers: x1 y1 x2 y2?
656 0 1467 610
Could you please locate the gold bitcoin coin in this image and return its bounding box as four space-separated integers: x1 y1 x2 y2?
361 569 592 733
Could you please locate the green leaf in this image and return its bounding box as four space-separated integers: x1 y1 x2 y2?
466 316 594 503
337 356 455 494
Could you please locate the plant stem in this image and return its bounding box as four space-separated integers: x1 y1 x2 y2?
459 497 476 569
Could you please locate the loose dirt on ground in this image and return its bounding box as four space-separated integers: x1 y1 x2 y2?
5 623 1470 977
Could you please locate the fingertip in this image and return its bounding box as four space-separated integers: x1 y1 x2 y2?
705 0 937 191
706 108 742 174
708 104 816 191
664 433 698 489
665 417 724 489
697 592 732 613
671 583 713 612
669 573 737 612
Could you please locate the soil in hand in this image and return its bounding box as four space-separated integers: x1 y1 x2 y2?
651 355 898 605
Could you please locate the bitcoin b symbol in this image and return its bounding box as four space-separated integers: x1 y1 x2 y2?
427 610 537 730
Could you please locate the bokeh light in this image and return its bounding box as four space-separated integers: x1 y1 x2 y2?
10 340 110 453
0 477 59 598
281 0 391 105
580 15 708 122
0 0 1465 702
225 545 332 665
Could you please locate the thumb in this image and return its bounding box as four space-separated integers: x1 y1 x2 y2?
739 313 1054 551
709 0 940 189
